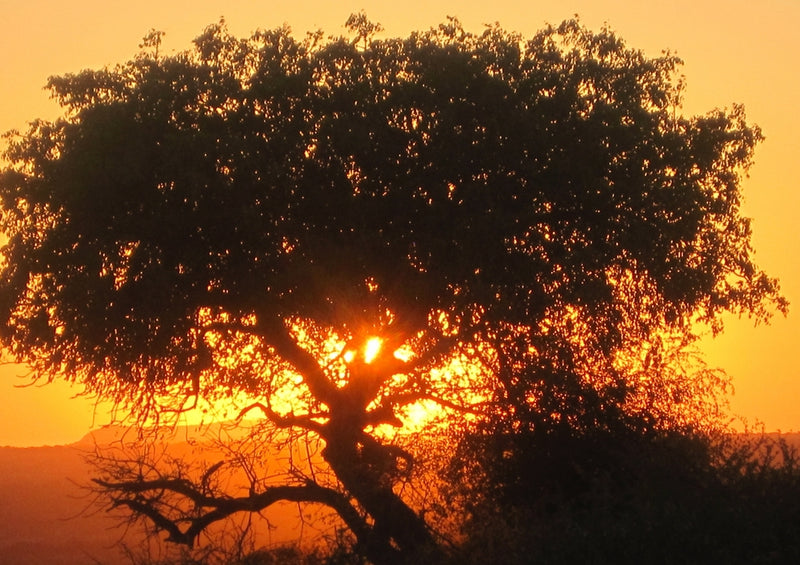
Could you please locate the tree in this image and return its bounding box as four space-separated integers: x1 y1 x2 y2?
0 15 785 564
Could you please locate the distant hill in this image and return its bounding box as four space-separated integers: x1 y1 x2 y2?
0 424 318 565
0 442 134 565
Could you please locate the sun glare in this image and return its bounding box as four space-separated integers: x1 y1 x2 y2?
364 337 382 364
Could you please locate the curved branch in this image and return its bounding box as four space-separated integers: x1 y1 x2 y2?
379 390 490 417
237 401 327 435
93 477 370 549
400 334 461 374
257 315 341 406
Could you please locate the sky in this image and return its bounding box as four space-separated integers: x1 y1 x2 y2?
0 0 798 446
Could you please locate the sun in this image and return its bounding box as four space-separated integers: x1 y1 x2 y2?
364 337 382 364
339 336 385 365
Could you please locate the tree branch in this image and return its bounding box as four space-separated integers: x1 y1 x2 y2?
257 315 341 407
379 391 490 417
237 401 327 435
93 477 371 549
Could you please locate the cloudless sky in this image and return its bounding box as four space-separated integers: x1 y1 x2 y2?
0 0 798 446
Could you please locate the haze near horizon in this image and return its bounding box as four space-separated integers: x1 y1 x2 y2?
0 0 797 447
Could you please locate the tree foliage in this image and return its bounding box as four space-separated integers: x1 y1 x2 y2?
0 15 785 563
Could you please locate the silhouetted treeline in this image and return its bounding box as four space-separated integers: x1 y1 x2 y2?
442 428 800 565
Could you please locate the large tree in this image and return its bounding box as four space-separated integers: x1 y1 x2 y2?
0 15 785 564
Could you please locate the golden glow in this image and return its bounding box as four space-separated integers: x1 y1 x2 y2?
393 345 415 362
364 337 382 364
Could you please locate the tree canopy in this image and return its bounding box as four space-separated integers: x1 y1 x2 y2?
0 15 785 564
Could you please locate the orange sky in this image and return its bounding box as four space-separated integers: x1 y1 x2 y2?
1 0 798 446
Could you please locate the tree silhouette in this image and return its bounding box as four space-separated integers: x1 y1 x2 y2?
0 16 785 563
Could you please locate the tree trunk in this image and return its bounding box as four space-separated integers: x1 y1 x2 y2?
322 434 445 565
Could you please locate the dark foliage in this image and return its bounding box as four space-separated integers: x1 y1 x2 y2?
444 429 800 565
